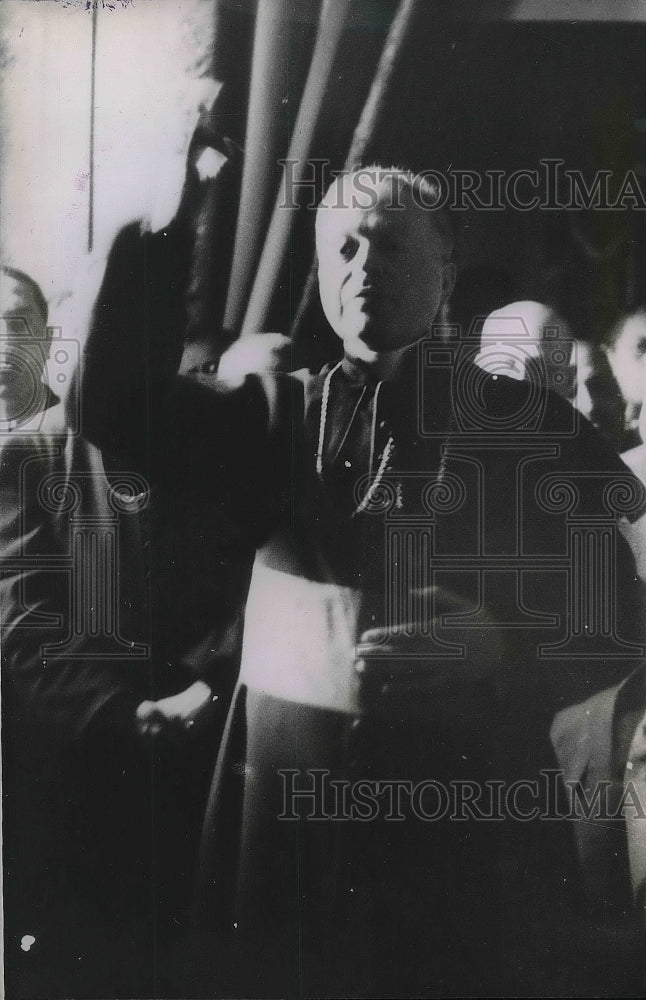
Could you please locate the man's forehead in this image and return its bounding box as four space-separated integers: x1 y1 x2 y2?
620 313 646 340
316 182 430 241
1 280 47 343
0 275 40 314
320 172 412 213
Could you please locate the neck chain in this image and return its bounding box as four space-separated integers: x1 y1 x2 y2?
316 361 395 517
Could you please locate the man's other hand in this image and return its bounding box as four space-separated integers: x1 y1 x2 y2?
135 680 218 739
354 587 504 696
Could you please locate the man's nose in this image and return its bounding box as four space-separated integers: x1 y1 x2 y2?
354 239 382 278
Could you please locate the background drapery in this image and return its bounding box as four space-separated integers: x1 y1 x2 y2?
1 0 645 368
191 0 646 367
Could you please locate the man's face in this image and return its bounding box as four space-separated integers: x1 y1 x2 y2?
606 310 646 412
316 176 454 361
0 272 48 408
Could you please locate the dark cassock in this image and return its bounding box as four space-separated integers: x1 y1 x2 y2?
80 170 646 998
80 348 646 998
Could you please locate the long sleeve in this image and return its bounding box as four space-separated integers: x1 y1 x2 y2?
78 221 289 536
79 219 190 474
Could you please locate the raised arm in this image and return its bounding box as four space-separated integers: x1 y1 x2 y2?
79 219 190 472
78 221 289 529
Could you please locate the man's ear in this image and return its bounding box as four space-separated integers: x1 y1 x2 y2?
440 262 456 305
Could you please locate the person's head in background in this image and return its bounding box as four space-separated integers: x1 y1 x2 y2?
476 300 576 402
603 307 646 447
619 371 646 491
315 167 455 375
573 339 626 451
0 266 52 423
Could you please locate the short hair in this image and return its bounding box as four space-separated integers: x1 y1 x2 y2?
605 306 646 349
1 265 49 327
317 164 455 262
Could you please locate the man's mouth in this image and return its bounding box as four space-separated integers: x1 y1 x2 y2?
349 286 378 308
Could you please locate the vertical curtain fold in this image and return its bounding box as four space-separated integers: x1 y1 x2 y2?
240 0 349 338
222 0 293 335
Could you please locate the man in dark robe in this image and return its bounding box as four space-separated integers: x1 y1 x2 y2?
80 167 645 998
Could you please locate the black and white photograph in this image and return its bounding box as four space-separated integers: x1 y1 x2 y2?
1 1 646 996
